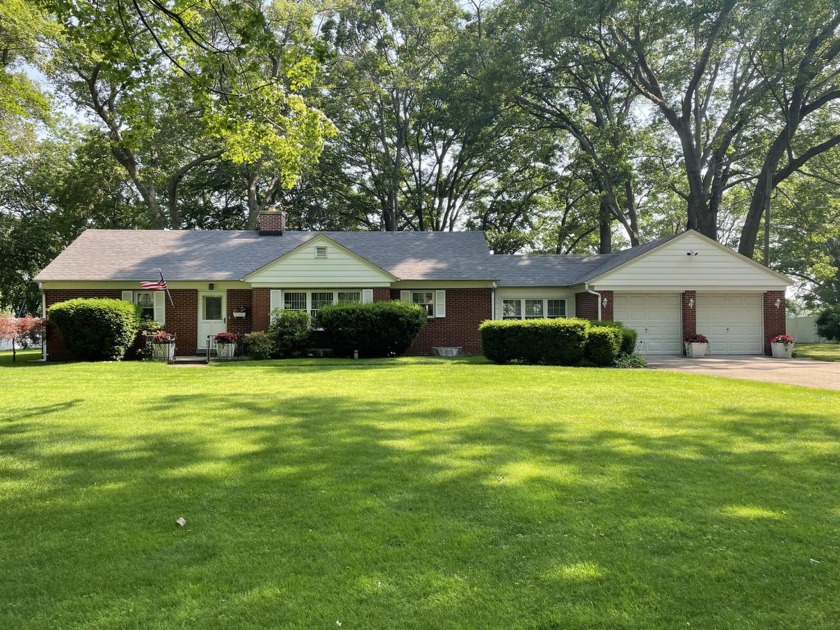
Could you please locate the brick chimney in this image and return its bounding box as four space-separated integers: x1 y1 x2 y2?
258 208 285 235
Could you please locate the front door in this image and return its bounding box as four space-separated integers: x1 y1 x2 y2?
198 292 226 350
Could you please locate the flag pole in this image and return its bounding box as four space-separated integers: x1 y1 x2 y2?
160 268 175 306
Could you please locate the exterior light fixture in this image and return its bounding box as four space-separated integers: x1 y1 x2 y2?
775 298 782 309
688 298 695 309
602 297 608 308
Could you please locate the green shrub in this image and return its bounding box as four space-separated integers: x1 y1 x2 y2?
243 331 276 360
127 319 163 360
479 318 590 365
815 305 840 342
48 298 138 361
585 326 623 366
590 320 637 355
270 310 312 357
319 301 427 358
614 353 648 368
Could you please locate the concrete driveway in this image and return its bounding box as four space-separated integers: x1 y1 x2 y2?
645 356 840 390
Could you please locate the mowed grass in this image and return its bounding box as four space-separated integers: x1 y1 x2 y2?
2 351 839 629
797 342 840 362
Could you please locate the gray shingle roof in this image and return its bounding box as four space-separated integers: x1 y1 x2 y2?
35 228 678 286
491 234 678 286
34 229 499 282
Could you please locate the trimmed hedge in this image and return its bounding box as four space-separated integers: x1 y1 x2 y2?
319 301 427 358
591 320 637 355
479 318 591 365
48 298 139 361
585 326 623 366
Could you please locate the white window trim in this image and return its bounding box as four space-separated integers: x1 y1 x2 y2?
122 289 165 325
270 289 366 322
400 289 446 318
502 298 566 320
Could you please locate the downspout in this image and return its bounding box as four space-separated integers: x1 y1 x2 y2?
584 282 602 321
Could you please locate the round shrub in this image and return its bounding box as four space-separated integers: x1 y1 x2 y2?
319 301 427 358
270 310 312 357
48 298 139 361
585 326 623 366
815 304 840 342
243 331 276 360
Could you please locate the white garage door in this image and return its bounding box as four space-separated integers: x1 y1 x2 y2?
613 293 682 355
696 294 763 354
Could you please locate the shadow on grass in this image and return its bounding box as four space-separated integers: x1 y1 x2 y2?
1 390 839 628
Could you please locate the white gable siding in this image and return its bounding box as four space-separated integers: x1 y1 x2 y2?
247 238 393 287
593 232 789 291
494 288 575 319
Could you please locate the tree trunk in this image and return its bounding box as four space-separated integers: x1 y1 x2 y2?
598 198 612 254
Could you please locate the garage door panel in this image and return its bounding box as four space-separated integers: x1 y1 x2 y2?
613 293 682 355
696 293 762 355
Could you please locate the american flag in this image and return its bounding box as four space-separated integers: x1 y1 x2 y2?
140 270 167 291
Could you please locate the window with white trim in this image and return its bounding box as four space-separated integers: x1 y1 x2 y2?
274 290 365 322
122 290 165 324
411 291 435 317
135 291 155 320
503 298 566 320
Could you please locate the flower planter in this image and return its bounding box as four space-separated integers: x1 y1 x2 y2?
771 342 794 358
152 342 176 362
685 342 709 358
232 311 246 319
216 343 236 360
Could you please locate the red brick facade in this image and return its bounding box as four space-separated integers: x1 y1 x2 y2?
681 291 697 353
574 290 613 321
373 287 391 302
252 288 271 332
390 288 492 355
226 289 253 339
163 289 198 355
763 290 786 356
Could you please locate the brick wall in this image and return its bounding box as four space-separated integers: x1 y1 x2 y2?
682 291 697 353
373 287 391 302
763 290 786 356
574 290 613 321
227 289 253 338
391 288 492 355
252 289 271 332
44 289 123 360
165 290 198 356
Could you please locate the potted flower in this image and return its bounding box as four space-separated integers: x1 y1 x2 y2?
214 331 238 359
770 334 795 358
150 331 176 362
232 306 247 319
684 333 710 358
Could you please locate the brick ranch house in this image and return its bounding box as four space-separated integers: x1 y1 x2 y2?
35 212 791 360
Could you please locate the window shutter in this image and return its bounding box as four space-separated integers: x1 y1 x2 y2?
400 290 411 303
362 289 374 304
153 291 166 325
434 290 446 318
121 290 133 302
270 290 282 319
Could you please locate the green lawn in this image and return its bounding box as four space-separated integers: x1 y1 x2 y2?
796 342 840 362
2 352 839 628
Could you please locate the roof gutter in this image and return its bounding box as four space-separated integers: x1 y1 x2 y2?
584 282 602 321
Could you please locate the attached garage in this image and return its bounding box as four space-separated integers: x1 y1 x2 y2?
613 293 682 355
696 293 763 354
